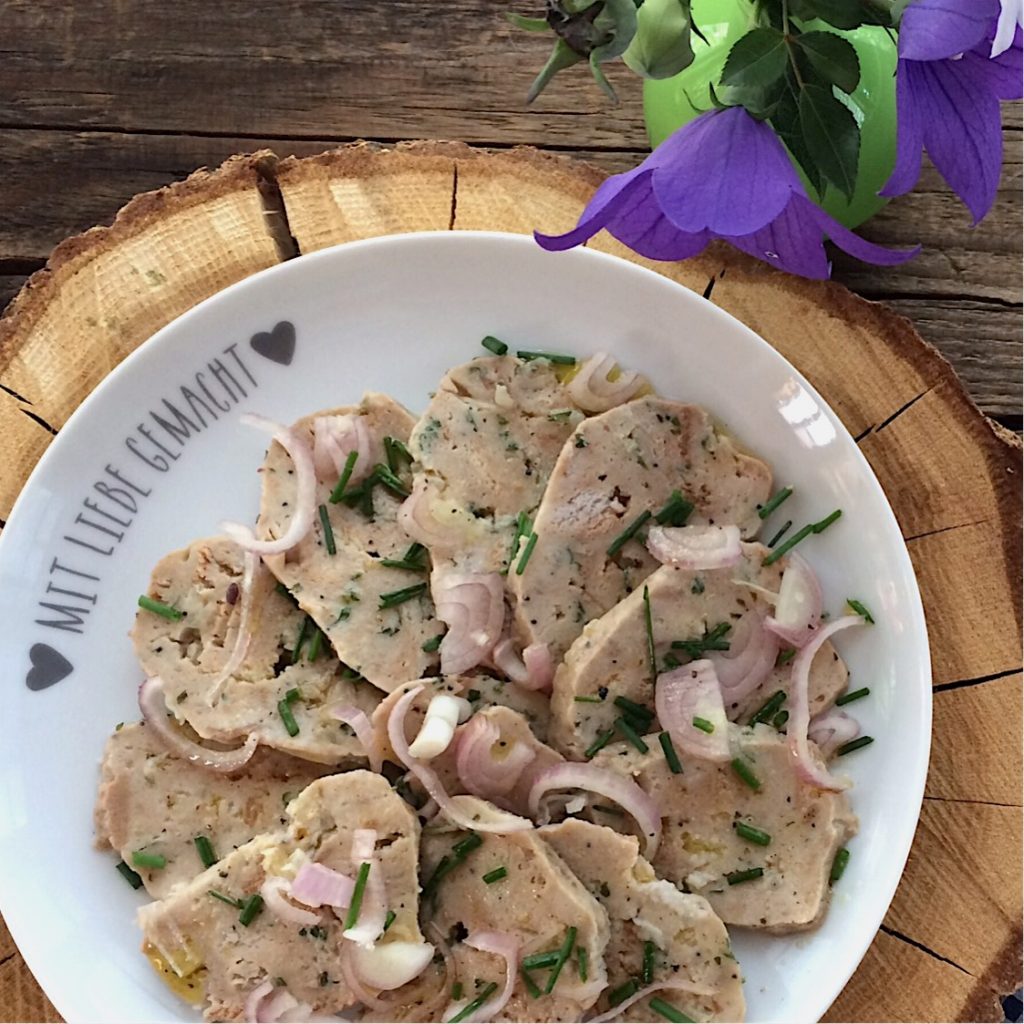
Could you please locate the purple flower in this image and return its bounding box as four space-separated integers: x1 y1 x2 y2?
535 106 918 280
881 0 1023 223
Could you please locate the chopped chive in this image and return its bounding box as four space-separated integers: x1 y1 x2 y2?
642 940 657 984
384 436 412 474
726 867 764 885
381 542 428 571
830 847 851 884
506 510 532 575
422 634 444 653
482 866 508 884
194 836 217 868
776 648 796 666
373 462 411 498
836 735 874 757
692 716 715 734
613 695 654 722
574 694 604 703
521 950 560 970
515 531 538 575
615 716 649 753
318 504 336 555
846 598 875 623
344 862 371 929
758 486 793 520
131 850 166 870
517 350 576 365
731 757 761 791
662 652 682 670
650 997 695 1023
748 690 786 727
278 695 300 737
383 909 397 933
762 508 842 565
208 889 244 909
577 947 588 982
733 821 772 846
643 585 657 685
585 728 616 760
329 450 359 503
137 595 182 621
291 617 309 664
671 621 732 657
452 833 483 860
520 968 543 999
239 893 264 926
481 335 508 356
835 686 871 706
772 709 789 729
450 982 499 1023
379 582 428 609
306 626 323 662
608 979 639 1007
659 732 683 774
421 854 452 901
116 860 144 889
813 508 843 533
767 519 793 547
654 489 694 527
451 981 464 1002
607 509 652 558
544 925 577 994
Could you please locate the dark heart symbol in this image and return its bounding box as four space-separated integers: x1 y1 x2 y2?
26 642 73 690
250 320 296 366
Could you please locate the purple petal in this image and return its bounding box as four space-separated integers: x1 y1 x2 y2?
724 196 832 280
880 60 927 198
602 180 711 261
535 169 654 251
649 107 801 236
802 197 922 266
899 0 999 61
967 28 1023 98
915 58 1003 222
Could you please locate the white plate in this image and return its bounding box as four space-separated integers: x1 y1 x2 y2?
0 232 930 1023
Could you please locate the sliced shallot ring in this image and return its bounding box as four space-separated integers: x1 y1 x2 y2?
765 552 823 648
208 549 263 706
646 524 743 570
442 930 520 1023
808 708 861 760
348 940 436 992
589 978 716 1023
260 876 321 927
244 979 275 1024
655 660 731 762
140 676 259 773
312 414 372 484
528 762 661 859
331 704 382 772
339 943 392 1011
708 612 779 706
433 571 505 676
387 686 533 833
290 861 355 909
455 714 536 799
222 414 316 556
567 352 644 413
344 828 387 947
398 475 452 548
789 615 863 790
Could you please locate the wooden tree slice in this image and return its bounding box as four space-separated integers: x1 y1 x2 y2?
0 142 1019 1023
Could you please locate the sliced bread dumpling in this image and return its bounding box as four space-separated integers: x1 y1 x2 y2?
510 397 772 663
133 535 380 764
541 820 745 1023
590 725 857 932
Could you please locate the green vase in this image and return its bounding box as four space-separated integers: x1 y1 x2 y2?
641 0 898 228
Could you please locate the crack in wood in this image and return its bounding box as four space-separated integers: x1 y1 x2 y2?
879 924 972 976
448 162 458 231
904 519 990 544
933 666 1023 694
855 289 1023 311
19 408 57 436
924 795 1023 809
0 382 32 404
0 256 44 275
852 424 872 443
701 276 716 301
873 386 935 435
0 951 17 969
254 158 299 262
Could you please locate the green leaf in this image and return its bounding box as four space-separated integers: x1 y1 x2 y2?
623 0 694 79
804 0 892 30
527 38 584 103
795 31 860 93
720 27 788 93
589 52 619 102
506 12 550 32
770 73 824 197
590 0 639 63
798 83 860 200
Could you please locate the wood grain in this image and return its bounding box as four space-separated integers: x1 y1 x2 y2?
0 143 1018 1022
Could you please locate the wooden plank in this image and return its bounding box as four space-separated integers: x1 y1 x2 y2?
0 918 60 1023
928 674 1023 806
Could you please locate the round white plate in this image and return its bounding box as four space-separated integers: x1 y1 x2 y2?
0 232 930 1023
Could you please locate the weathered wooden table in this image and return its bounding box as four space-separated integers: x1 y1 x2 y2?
0 4 1020 1022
